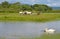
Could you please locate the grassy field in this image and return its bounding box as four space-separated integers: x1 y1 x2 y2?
0 13 60 22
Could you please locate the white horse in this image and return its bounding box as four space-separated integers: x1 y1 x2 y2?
19 12 23 15
19 11 25 15
24 11 32 15
19 11 32 15
44 28 55 34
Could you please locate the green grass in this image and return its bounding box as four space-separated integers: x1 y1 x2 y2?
0 13 60 22
34 33 60 39
19 33 60 39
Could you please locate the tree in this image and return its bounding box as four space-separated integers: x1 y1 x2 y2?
0 1 52 13
9 2 21 12
0 4 2 8
31 4 52 15
1 1 10 8
32 4 52 12
21 4 32 11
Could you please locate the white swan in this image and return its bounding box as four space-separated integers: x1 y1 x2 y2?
44 28 55 34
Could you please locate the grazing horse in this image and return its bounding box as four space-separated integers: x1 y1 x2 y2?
24 11 32 15
44 28 55 34
19 11 32 15
19 12 23 15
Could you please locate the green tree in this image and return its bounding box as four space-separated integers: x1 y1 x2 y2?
1 1 10 8
32 4 52 15
0 1 52 13
9 2 21 12
0 4 2 8
21 4 32 11
33 4 52 12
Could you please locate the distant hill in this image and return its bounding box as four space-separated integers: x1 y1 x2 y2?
52 7 60 10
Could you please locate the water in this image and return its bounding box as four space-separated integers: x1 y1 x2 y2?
0 21 60 39
52 7 60 10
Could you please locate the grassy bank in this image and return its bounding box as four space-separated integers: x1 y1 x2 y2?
20 33 60 39
33 33 60 39
0 33 60 39
0 13 60 22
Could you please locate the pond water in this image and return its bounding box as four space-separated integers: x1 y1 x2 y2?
0 21 60 39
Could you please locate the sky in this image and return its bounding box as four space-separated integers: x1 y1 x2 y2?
0 0 60 7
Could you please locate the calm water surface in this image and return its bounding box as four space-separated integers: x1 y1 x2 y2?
0 21 60 39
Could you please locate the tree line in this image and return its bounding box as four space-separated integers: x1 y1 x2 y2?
0 1 52 13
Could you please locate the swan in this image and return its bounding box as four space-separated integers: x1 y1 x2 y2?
44 28 55 34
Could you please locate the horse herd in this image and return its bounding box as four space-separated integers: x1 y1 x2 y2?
19 11 32 15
